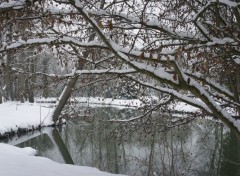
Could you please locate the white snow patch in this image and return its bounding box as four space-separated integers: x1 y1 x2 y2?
0 102 53 135
0 143 127 176
234 58 240 64
169 102 199 113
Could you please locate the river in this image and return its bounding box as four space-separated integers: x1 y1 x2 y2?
6 106 240 176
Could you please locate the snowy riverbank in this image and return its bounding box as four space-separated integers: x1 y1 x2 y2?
0 98 144 137
0 143 126 176
0 98 199 176
0 97 200 137
0 102 54 137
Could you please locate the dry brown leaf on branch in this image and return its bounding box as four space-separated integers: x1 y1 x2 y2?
140 52 144 59
107 20 113 30
204 60 209 70
97 20 104 29
173 72 178 81
166 56 171 68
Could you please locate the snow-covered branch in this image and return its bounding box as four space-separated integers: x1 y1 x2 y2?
0 0 26 10
0 0 240 136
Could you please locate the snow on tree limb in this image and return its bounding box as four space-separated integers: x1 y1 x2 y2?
0 0 240 136
0 0 26 10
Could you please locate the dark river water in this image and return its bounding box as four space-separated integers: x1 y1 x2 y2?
8 107 240 176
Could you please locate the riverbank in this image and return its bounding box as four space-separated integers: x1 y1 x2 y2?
0 143 127 176
0 98 143 138
0 102 54 138
0 99 199 176
0 97 200 138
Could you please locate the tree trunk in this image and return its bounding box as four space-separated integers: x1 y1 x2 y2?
5 62 15 101
0 75 3 104
28 55 35 103
42 57 49 98
52 74 79 123
0 88 2 104
51 0 105 124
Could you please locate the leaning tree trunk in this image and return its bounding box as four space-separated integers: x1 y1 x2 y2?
51 50 86 123
0 74 3 104
0 86 2 104
28 56 35 103
51 0 105 123
52 74 80 123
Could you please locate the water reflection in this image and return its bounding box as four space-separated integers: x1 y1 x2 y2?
16 107 240 176
220 131 240 176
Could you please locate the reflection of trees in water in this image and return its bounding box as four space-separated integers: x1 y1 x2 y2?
16 107 240 176
17 134 54 155
17 129 74 164
57 107 239 176
220 131 240 176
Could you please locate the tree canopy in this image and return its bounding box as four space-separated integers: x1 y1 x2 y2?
0 0 240 137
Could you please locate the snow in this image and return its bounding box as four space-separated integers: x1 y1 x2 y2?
0 143 126 176
0 102 53 135
74 68 136 75
234 58 240 64
0 37 104 54
0 0 25 10
36 96 144 107
218 0 240 7
72 97 144 107
169 101 199 113
0 97 200 136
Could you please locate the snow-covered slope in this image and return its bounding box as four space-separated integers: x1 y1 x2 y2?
0 143 126 176
0 102 53 136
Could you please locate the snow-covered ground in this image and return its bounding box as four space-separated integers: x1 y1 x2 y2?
0 97 199 136
0 143 126 176
0 102 53 136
